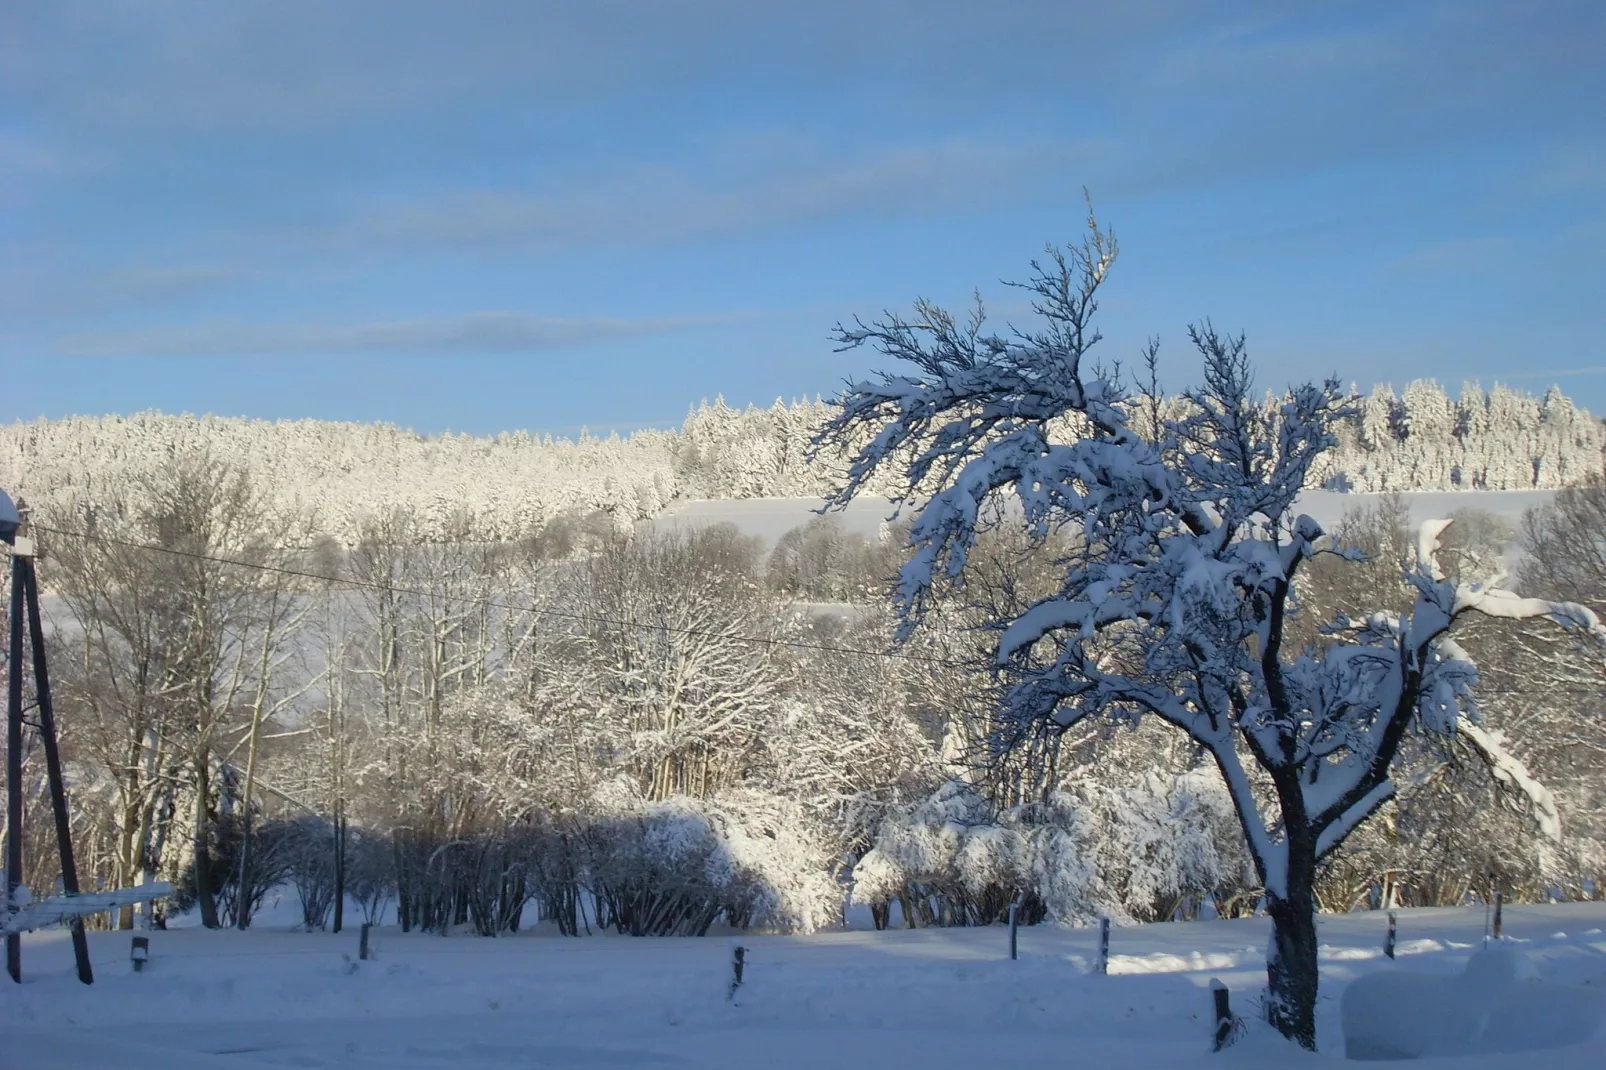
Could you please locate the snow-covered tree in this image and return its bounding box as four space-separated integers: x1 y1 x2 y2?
813 212 1605 1049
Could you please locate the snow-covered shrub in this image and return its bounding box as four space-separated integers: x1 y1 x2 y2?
850 779 1002 927
344 828 396 926
699 788 841 934
283 817 340 931
1067 770 1253 922
171 814 296 928
854 768 1252 928
851 779 1108 927
586 785 839 935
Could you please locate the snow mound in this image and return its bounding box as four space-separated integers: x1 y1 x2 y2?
1341 946 1604 1060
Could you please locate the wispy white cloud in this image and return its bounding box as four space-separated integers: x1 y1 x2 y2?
0 261 249 317
325 137 1096 252
1391 236 1509 273
57 310 747 357
1538 142 1606 190
1 3 1209 133
1485 365 1606 380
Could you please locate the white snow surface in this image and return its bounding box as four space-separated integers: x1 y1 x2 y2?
4 900 1604 1068
1341 945 1603 1060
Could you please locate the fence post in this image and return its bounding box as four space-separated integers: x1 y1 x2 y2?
728 945 746 999
130 936 149 973
1008 900 1019 961
1385 911 1397 960
359 922 371 961
1492 892 1503 940
1097 916 1110 975
1210 978 1232 1051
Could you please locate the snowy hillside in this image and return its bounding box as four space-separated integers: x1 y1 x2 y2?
650 489 1561 549
1 381 1596 545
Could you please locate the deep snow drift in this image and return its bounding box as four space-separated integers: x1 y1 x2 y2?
3 901 1603 1068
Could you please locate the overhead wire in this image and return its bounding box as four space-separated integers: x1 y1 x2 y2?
25 521 972 669
17 521 1603 697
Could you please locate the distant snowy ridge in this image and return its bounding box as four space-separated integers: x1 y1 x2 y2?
1 381 1598 544
651 489 1563 549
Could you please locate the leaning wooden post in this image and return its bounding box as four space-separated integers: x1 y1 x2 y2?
1008 898 1020 961
1384 911 1397 960
1492 892 1503 940
1210 978 1233 1051
22 557 93 984
1097 916 1110 975
728 945 746 999
359 922 371 961
5 519 25 983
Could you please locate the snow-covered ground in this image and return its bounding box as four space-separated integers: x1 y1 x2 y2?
4 901 1603 1068
651 490 1558 549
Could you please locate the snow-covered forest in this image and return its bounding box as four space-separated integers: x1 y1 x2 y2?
0 378 1600 544
0 336 1602 1027
2 439 1603 952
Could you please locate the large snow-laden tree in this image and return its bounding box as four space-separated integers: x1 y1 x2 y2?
813 211 1605 1049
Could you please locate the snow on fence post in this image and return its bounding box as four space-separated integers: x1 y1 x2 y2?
359 923 371 961
1493 893 1503 940
1008 897 1020 961
1210 979 1233 1051
728 946 746 1000
1097 916 1110 975
1385 912 1397 960
130 935 148 973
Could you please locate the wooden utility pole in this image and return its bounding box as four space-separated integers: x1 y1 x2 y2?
4 493 94 983
4 498 22 982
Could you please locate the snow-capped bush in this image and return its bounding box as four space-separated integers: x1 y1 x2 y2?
1068 770 1253 922
853 770 1250 928
586 786 840 935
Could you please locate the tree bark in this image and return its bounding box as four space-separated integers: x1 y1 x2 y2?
193 755 220 929
1264 849 1319 1050
332 810 346 934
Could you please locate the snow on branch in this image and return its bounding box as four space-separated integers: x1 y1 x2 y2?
1456 718 1564 843
817 209 1604 961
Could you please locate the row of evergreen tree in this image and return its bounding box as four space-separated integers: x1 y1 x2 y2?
1 381 1598 544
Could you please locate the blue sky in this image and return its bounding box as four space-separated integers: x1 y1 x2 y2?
2 1 1603 436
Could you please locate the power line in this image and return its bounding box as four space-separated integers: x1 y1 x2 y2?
18 522 1605 697
26 522 970 669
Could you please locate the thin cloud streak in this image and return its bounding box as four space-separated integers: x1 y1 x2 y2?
1391 236 1509 273
1488 365 1606 380
326 138 1096 252
58 310 751 357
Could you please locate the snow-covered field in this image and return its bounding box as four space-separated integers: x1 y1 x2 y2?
651 490 1559 549
5 901 1603 1068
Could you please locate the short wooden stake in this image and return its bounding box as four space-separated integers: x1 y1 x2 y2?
1492 892 1503 940
1097 916 1110 975
1384 911 1397 960
359 922 371 961
728 945 746 999
1210 978 1232 1051
1008 901 1019 961
130 935 149 973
